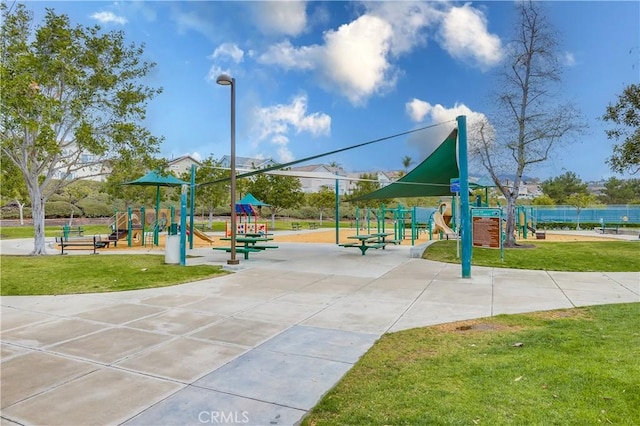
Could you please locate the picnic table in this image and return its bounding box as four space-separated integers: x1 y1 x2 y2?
339 233 392 255
215 236 278 259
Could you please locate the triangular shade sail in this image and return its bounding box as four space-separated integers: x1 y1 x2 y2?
353 129 459 200
237 193 270 206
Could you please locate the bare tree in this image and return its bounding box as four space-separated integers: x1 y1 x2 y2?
470 1 583 246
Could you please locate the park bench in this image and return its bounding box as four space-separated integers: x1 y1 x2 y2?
339 239 386 255
597 226 619 234
55 235 109 255
60 226 85 237
291 222 301 231
212 246 262 260
308 222 318 229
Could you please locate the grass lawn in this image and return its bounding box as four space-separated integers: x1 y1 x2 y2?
423 240 640 272
1 255 227 295
303 303 640 425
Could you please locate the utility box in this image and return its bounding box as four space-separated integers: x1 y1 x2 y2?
165 235 180 264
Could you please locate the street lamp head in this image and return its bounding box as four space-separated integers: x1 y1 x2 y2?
216 74 233 86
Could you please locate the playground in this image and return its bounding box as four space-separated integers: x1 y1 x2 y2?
92 225 621 253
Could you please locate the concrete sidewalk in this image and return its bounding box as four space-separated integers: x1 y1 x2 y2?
1 239 638 425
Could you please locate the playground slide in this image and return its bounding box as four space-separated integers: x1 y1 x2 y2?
433 212 456 236
189 226 215 244
108 229 128 241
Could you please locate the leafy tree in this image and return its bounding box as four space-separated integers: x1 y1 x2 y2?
308 186 335 224
246 169 304 228
598 177 640 204
346 173 393 209
182 156 228 228
0 150 30 224
540 172 588 204
400 155 414 176
0 4 162 254
60 180 95 225
532 194 555 206
103 158 167 211
603 83 640 174
566 193 597 230
469 1 583 246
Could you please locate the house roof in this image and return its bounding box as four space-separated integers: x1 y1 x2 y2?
168 155 202 166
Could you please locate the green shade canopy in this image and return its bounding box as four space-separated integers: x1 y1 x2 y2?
123 170 189 187
352 129 460 200
237 193 270 206
122 171 189 243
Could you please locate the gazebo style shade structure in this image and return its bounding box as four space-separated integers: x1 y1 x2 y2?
122 170 189 244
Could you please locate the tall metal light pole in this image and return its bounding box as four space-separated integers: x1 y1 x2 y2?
216 74 239 265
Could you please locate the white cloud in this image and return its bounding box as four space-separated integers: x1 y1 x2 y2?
91 11 128 25
438 4 502 70
211 43 245 64
257 4 440 105
563 51 576 66
253 95 331 162
205 65 231 83
405 98 489 158
174 9 215 39
406 98 432 123
259 40 318 70
320 15 396 105
252 1 307 36
365 1 440 56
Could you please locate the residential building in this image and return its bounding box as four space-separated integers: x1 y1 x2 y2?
167 155 202 177
290 164 349 194
218 156 278 170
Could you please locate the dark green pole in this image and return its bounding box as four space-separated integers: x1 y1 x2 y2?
189 164 196 249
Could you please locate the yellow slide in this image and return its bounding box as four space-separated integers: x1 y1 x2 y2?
189 226 215 244
433 212 456 236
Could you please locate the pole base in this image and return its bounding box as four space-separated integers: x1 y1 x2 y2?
227 259 240 265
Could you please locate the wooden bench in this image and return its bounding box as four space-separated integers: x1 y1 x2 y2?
55 235 109 255
212 247 262 260
291 222 302 231
308 222 318 229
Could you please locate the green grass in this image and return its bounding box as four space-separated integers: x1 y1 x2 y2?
423 240 640 272
303 303 640 425
0 255 227 295
0 224 112 239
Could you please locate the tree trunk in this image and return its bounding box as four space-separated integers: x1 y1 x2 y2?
319 211 324 224
504 196 518 247
208 208 214 228
270 212 276 230
30 193 47 255
17 200 25 226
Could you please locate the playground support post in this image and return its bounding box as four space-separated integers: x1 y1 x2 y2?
189 164 196 249
180 184 187 266
335 177 339 245
457 115 472 278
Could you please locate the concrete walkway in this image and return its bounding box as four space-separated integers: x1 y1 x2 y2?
1 236 638 425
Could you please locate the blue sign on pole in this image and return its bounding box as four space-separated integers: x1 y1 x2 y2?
450 178 460 193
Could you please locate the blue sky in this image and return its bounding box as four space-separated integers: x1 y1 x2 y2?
28 1 639 182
